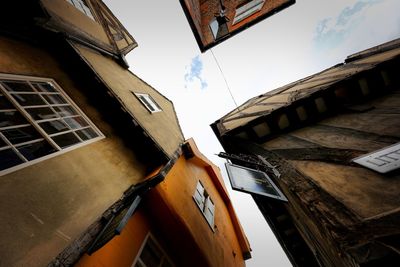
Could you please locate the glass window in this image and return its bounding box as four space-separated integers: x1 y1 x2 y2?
132 234 175 267
0 148 24 170
43 94 67 105
39 120 69 134
17 140 56 161
0 75 102 173
233 0 265 25
0 110 28 128
52 132 81 148
1 125 42 145
13 94 46 106
134 93 162 113
66 0 95 20
1 81 34 92
32 82 57 92
193 180 215 228
26 107 58 120
54 106 78 117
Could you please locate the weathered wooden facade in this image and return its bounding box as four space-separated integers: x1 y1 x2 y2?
212 39 400 266
179 0 295 52
0 1 250 266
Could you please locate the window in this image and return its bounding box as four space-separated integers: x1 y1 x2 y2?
66 0 95 20
132 234 175 267
353 142 400 173
0 74 102 174
233 0 265 25
193 180 215 228
134 93 162 113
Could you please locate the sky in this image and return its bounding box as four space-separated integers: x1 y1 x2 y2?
103 0 400 266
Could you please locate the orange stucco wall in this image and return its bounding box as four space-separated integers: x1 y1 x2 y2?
74 151 247 267
76 210 150 267
149 154 246 267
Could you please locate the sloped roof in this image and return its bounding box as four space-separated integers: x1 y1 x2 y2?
217 38 400 134
70 42 185 158
183 138 252 258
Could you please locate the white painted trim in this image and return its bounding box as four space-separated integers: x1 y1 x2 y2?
0 73 104 176
192 180 216 231
233 0 265 25
133 92 162 113
131 232 175 267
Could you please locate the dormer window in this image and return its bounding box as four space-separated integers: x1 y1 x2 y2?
66 0 95 20
134 93 162 113
233 0 265 25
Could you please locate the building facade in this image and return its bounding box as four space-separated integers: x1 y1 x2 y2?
179 0 295 52
72 138 250 267
212 39 400 266
0 1 250 266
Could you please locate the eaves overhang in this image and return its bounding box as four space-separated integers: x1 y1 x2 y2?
213 40 400 143
183 138 252 259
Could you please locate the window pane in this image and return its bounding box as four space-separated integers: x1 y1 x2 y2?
63 116 89 129
76 128 98 141
52 132 80 148
54 106 78 117
139 95 155 112
1 81 34 92
194 190 205 208
140 239 163 267
32 82 57 92
1 126 41 145
13 94 46 106
26 107 58 120
0 137 7 148
0 111 28 128
0 148 24 170
43 94 67 105
0 94 13 110
17 140 56 161
39 120 69 134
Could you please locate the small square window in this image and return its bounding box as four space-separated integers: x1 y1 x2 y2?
193 180 215 228
134 93 162 113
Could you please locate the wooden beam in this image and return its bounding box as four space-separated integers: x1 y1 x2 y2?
271 147 365 165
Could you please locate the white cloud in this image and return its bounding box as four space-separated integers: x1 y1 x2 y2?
313 0 400 64
184 56 208 90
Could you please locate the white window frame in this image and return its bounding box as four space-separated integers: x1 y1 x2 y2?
131 233 175 267
66 0 95 20
193 180 215 230
0 73 104 176
134 93 162 113
232 0 265 25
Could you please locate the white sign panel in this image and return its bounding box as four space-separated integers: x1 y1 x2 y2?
225 163 287 202
353 143 400 173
